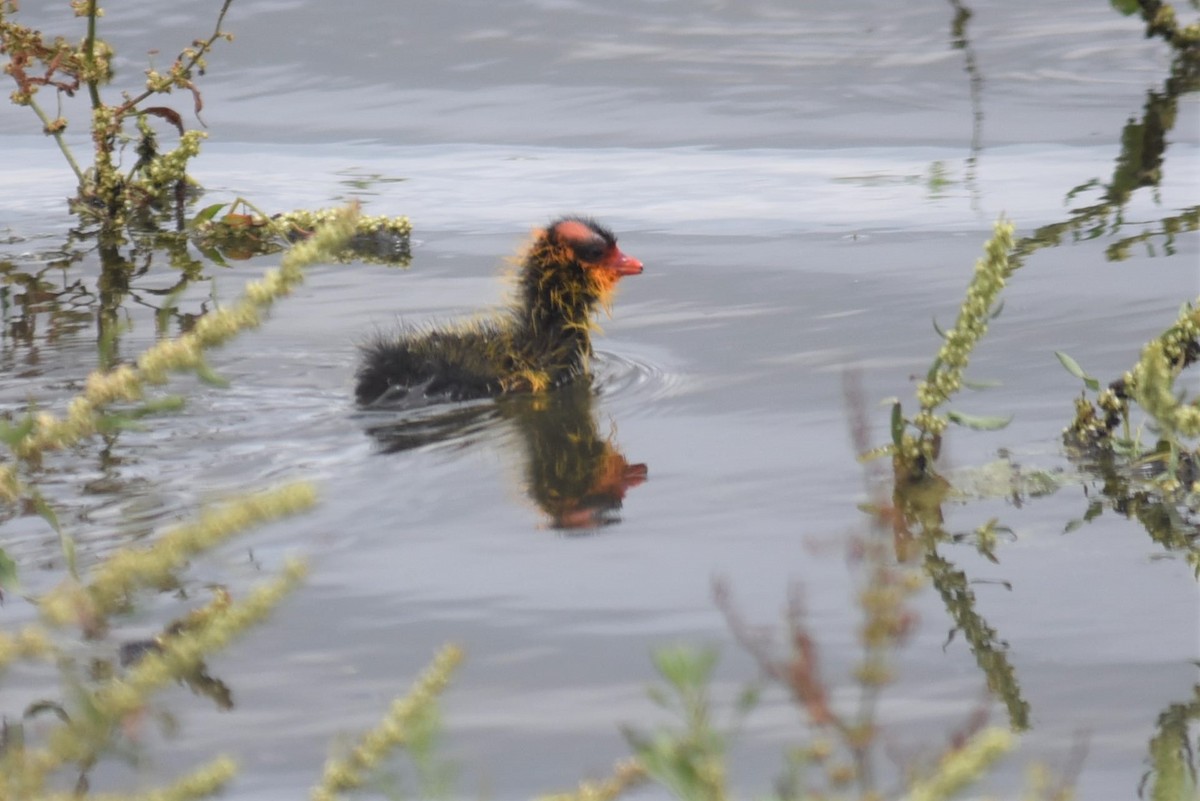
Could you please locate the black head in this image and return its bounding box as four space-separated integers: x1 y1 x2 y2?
546 217 614 264
539 216 643 279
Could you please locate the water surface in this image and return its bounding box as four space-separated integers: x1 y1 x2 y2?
1 1 1197 798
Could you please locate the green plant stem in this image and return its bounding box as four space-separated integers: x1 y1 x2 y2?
852 665 881 790
83 0 101 109
26 95 85 185
115 0 235 116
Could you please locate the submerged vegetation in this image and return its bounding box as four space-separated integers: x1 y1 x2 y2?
0 0 1197 800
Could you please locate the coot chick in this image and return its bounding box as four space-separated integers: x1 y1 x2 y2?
356 217 642 407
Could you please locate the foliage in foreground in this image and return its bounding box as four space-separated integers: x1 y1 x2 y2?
0 211 465 800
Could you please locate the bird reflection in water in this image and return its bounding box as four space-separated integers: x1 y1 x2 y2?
363 378 647 530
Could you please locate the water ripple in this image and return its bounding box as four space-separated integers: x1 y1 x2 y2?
591 349 691 407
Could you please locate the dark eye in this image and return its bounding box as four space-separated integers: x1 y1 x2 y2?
571 238 607 264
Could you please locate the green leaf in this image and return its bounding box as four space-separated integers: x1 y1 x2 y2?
156 283 190 334
1055 351 1100 391
0 414 35 447
1109 0 1140 15
0 547 18 592
946 410 1013 430
735 683 762 716
890 401 905 447
94 412 143 434
31 491 62 536
97 319 121 372
194 359 231 388
621 725 652 755
24 700 70 723
31 490 78 578
1064 178 1101 204
195 242 229 268
646 685 673 710
130 395 188 417
651 645 718 692
189 202 228 227
926 356 943 383
962 378 1002 390
625 733 709 800
1 719 23 750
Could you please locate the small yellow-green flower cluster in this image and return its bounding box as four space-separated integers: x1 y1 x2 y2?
9 757 237 801
78 35 114 85
917 219 1015 414
69 1 100 19
38 483 317 628
1064 296 1198 463
11 564 304 798
142 68 174 94
3 481 312 797
275 208 412 239
538 759 648 801
890 219 1015 476
0 625 53 669
121 560 306 699
311 643 465 801
191 205 409 264
906 726 1014 801
277 208 412 265
137 128 207 196
857 568 922 680
1131 299 1200 440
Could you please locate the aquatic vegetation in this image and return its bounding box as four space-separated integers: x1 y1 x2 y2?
921 551 1029 730
39 485 316 629
1141 685 1200 801
946 0 983 211
1063 298 1199 466
0 505 307 798
0 0 235 222
877 219 1015 484
0 2 412 265
0 510 462 800
540 761 647 801
1010 47 1198 273
576 495 1049 801
1060 299 1200 571
870 4 1198 747
311 644 464 801
1116 0 1200 56
192 203 413 267
1131 305 1200 444
0 207 360 507
0 210 464 798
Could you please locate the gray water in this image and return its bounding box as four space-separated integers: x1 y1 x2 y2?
1 1 1198 798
